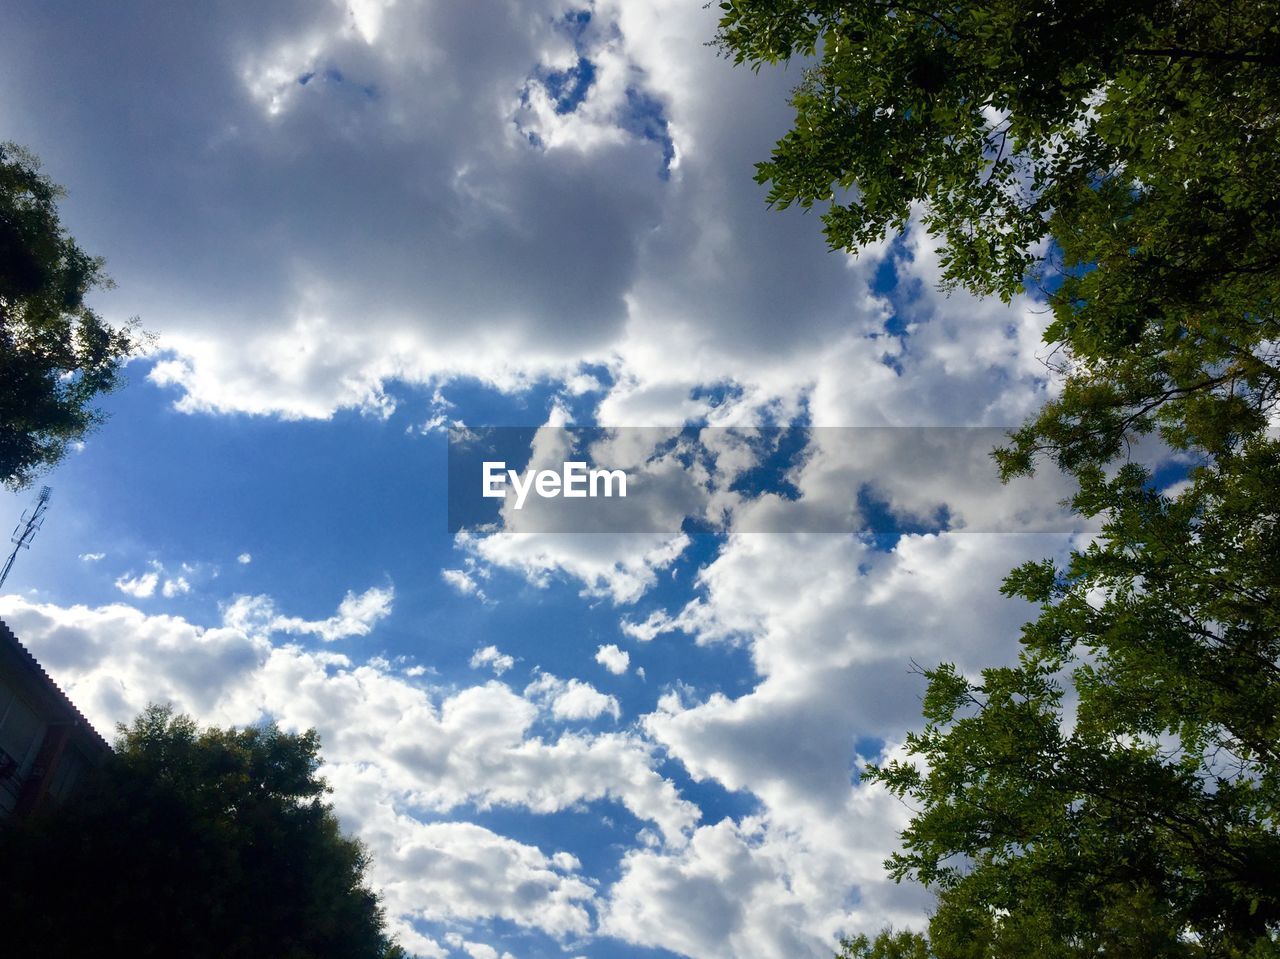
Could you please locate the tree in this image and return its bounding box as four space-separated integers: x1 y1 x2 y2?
716 0 1280 473
866 448 1280 957
838 929 933 959
716 1 1280 954
0 704 406 959
0 141 142 489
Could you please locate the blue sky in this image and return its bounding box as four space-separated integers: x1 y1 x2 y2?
1 2 1093 957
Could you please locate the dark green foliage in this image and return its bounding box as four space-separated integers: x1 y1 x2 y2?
717 0 1280 477
862 451 1280 953
838 929 934 959
870 336 1280 948
0 142 141 489
715 0 1280 294
0 704 405 959
717 2 1280 955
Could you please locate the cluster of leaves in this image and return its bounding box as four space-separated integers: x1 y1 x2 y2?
838 929 933 959
718 0 1280 469
0 705 406 959
0 142 142 489
875 449 1280 955
718 0 1280 954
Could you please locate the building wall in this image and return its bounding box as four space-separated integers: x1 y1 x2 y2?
0 620 110 821
0 679 45 817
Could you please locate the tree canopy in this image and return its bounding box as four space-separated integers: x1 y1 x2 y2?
717 0 1279 475
717 1 1280 954
838 929 933 959
0 704 406 959
868 447 1280 956
0 142 141 489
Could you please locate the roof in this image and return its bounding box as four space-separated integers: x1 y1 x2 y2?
0 617 112 757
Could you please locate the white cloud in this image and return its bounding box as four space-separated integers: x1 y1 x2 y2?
114 561 209 602
360 814 594 940
442 568 482 598
442 555 491 602
0 0 1098 955
0 592 700 939
0 596 272 720
526 672 622 723
448 936 516 959
600 790 930 959
423 406 1084 957
222 585 394 642
460 529 689 606
552 681 620 722
161 576 192 598
595 643 630 675
592 528 1083 955
0 521 1081 958
114 565 160 599
237 552 252 564
469 645 514 676
1 0 1052 435
79 552 106 563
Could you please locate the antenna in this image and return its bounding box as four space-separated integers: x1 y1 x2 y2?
0 486 53 590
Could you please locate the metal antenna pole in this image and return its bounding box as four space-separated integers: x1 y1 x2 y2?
0 486 52 590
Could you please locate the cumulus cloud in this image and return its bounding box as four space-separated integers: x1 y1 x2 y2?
363 815 594 939
114 567 160 598
222 585 394 641
445 935 516 959
114 561 207 601
459 529 689 606
588 528 1084 955
599 789 930 959
469 645 515 676
0 592 699 943
442 567 483 598
0 0 1051 432
0 0 1096 955
595 643 629 674
237 552 252 564
527 672 622 722
0 524 1081 958
441 555 491 602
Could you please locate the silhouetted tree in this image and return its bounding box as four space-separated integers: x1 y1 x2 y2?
0 704 406 959
0 141 141 489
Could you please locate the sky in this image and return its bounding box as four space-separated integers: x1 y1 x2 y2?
0 2 1099 957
